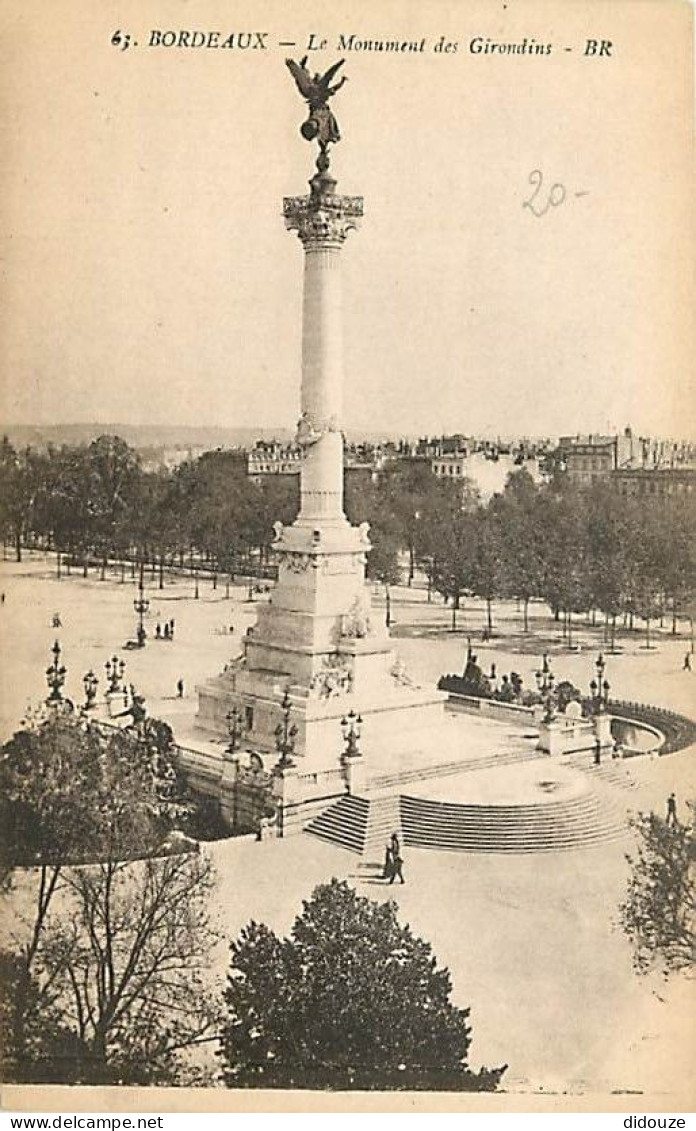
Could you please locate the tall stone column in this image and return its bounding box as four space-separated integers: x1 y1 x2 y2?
284 172 363 528
196 66 447 782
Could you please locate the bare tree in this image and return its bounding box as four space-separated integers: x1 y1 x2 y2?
23 852 221 1084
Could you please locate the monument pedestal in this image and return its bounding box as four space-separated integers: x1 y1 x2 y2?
197 515 446 771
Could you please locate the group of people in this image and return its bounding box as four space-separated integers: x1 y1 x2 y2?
382 831 405 884
155 619 176 641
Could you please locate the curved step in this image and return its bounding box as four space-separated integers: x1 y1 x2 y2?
400 792 628 853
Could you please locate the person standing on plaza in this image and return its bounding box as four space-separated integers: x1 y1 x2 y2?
177 678 184 698
390 831 400 859
683 653 691 672
156 622 161 639
170 618 176 639
389 848 405 884
666 792 678 827
594 737 601 766
382 844 393 880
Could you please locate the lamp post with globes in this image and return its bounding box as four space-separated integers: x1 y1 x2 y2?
105 655 126 694
45 640 67 706
274 688 298 769
82 669 99 711
589 652 610 713
535 655 556 720
341 709 363 758
133 575 150 648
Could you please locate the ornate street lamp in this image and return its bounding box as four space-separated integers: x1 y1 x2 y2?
105 655 126 694
133 576 150 647
45 640 67 705
274 688 298 769
535 655 553 695
226 707 244 756
542 671 556 721
341 709 363 758
590 653 610 712
82 669 99 710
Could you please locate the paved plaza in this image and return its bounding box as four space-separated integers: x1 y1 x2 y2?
1 553 694 1096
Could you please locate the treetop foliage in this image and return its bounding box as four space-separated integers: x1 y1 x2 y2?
620 802 695 978
221 878 507 1091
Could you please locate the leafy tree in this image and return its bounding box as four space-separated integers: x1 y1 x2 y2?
0 949 90 1084
537 486 592 644
1 711 217 1084
0 441 49 562
429 508 475 630
84 436 142 577
39 444 93 573
221 879 507 1091
469 508 504 636
376 462 466 587
496 471 544 632
365 524 401 627
0 711 191 1058
659 497 696 634
620 803 695 977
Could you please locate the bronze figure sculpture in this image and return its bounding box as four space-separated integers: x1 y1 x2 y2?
285 57 347 151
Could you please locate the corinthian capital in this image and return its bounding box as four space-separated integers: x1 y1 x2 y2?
284 193 363 248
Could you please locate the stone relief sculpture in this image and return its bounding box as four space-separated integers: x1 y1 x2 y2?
341 595 372 639
309 654 353 699
390 657 415 688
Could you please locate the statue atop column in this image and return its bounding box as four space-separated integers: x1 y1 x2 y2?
285 57 347 154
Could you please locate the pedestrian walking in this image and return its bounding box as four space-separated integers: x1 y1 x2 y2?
390 831 400 859
170 618 175 638
389 849 405 885
163 623 170 640
382 844 393 880
1 592 5 605
177 678 184 698
594 737 601 766
155 622 161 639
683 653 692 672
666 792 678 827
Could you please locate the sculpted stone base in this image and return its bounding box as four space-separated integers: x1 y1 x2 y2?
196 516 446 776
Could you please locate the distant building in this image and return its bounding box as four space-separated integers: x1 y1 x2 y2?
557 428 638 485
418 434 470 459
612 466 696 500
140 444 218 471
247 441 302 481
431 454 470 479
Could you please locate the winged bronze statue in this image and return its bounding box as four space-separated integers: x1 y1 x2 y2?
285 57 347 150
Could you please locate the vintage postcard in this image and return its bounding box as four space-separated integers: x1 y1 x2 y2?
1 0 694 1115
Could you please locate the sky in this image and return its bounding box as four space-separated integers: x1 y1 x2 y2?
0 0 694 439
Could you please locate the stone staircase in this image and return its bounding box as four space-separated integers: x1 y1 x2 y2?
304 752 633 856
400 791 629 853
362 794 402 863
304 794 370 854
565 753 639 791
367 746 546 793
